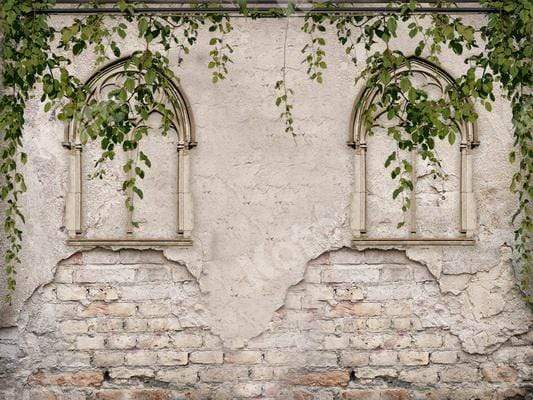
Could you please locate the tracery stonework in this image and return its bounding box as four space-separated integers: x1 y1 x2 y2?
64 58 195 247
350 57 478 246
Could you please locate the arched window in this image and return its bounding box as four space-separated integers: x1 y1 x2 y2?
349 57 479 246
63 58 196 246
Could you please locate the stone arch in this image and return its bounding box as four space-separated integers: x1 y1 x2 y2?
63 57 195 246
348 57 479 246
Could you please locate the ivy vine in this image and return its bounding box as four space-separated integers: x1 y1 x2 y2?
0 0 531 304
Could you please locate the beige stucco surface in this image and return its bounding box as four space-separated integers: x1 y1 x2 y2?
0 16 530 355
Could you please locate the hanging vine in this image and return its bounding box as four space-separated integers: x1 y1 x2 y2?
0 0 531 304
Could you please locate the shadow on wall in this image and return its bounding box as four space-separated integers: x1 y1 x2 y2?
0 248 531 400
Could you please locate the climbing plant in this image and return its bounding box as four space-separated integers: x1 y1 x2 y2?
0 0 531 303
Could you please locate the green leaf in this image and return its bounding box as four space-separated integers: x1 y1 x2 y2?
384 152 396 168
448 131 456 145
133 186 144 199
146 69 156 85
400 77 411 92
138 18 149 37
387 18 397 35
392 187 404 199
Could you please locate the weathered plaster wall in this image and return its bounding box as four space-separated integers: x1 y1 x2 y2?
0 16 531 399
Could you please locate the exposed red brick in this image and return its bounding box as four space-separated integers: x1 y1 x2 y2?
29 371 103 387
286 370 350 387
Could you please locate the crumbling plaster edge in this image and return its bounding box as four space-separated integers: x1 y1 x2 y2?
3 240 531 357
242 243 532 355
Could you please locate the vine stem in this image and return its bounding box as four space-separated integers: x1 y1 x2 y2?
275 14 296 138
282 16 289 101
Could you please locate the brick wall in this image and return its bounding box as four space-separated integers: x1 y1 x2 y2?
0 249 531 400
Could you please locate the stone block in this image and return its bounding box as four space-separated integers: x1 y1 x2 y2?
76 335 104 350
233 383 263 397
93 319 125 333
330 302 382 317
119 249 165 264
74 266 135 283
430 351 458 364
384 300 413 317
413 333 443 348
369 351 398 366
106 335 136 350
399 367 439 384
200 366 249 382
366 318 391 331
125 351 157 366
135 266 171 282
60 320 89 335
323 265 380 283
380 265 412 282
323 335 350 350
340 351 369 367
108 367 154 379
83 250 120 265
93 352 124 367
399 351 429 366
119 284 173 301
365 284 415 301
392 318 412 330
481 365 517 383
171 332 203 348
136 334 170 349
440 365 479 382
56 285 87 301
189 351 224 364
334 287 365 302
285 370 350 387
157 350 189 366
29 371 103 387
87 286 120 302
224 351 263 364
81 302 136 318
156 368 199 385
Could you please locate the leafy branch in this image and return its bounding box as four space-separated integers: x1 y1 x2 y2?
275 16 296 137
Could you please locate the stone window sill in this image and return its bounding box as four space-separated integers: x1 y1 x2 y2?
67 238 193 247
352 237 475 247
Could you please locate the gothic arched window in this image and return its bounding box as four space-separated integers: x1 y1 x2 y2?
63 58 196 247
349 57 479 246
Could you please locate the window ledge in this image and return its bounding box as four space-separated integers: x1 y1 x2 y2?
67 238 193 247
352 237 475 247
